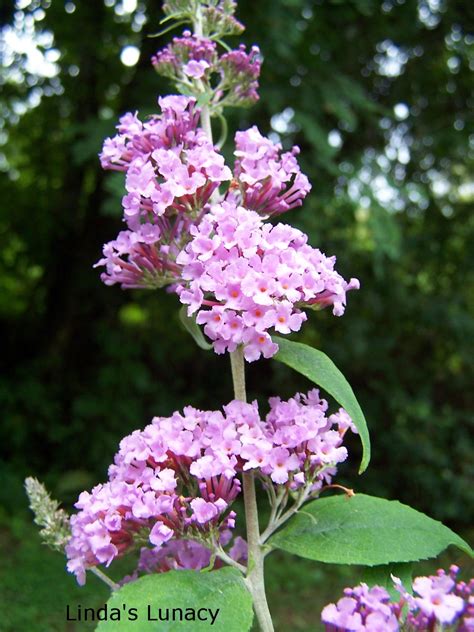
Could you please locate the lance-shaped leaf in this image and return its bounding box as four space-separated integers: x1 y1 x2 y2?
273 337 370 473
269 494 473 566
96 567 253 631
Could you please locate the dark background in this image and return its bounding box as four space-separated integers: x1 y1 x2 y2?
1 0 473 630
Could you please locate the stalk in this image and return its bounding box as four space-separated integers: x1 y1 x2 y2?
230 349 274 632
193 2 213 141
191 6 274 629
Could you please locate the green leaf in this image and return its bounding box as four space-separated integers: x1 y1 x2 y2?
361 563 413 600
272 337 370 473
96 567 253 631
179 306 212 351
269 494 473 566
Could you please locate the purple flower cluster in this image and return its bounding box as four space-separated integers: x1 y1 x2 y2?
66 390 354 584
95 95 231 288
118 532 247 585
321 566 474 631
322 584 399 631
177 202 359 361
232 126 312 216
95 42 358 355
152 31 261 108
136 530 247 575
152 32 217 81
219 44 261 106
101 96 232 221
399 567 474 631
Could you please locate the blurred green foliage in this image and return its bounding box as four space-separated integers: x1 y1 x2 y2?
1 0 473 540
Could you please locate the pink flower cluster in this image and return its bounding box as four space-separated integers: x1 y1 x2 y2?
322 584 399 631
231 126 312 216
219 44 261 106
177 202 359 361
101 95 233 220
118 532 247 585
95 95 231 288
66 390 354 584
399 567 474 631
136 531 247 576
321 566 474 631
152 31 217 81
152 31 261 108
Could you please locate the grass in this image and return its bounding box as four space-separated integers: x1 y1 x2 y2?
1 511 472 632
0 515 108 632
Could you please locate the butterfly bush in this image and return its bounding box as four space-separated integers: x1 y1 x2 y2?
321 566 474 631
25 2 473 630
176 202 359 361
117 532 248 586
66 389 355 584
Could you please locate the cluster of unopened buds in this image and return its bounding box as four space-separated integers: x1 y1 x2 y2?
152 31 261 108
321 566 474 631
66 389 356 584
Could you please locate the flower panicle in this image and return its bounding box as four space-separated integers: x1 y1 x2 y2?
66 391 355 585
176 202 359 362
95 0 358 359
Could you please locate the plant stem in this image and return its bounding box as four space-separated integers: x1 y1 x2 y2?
193 3 214 142
216 547 247 574
90 567 120 591
191 6 273 628
230 348 274 632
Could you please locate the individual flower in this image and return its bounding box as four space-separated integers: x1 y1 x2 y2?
176 202 359 361
231 126 311 216
412 574 465 624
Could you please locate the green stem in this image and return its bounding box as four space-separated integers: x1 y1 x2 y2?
90 567 119 591
216 113 228 149
230 348 274 632
191 5 273 628
215 546 247 573
193 3 213 142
